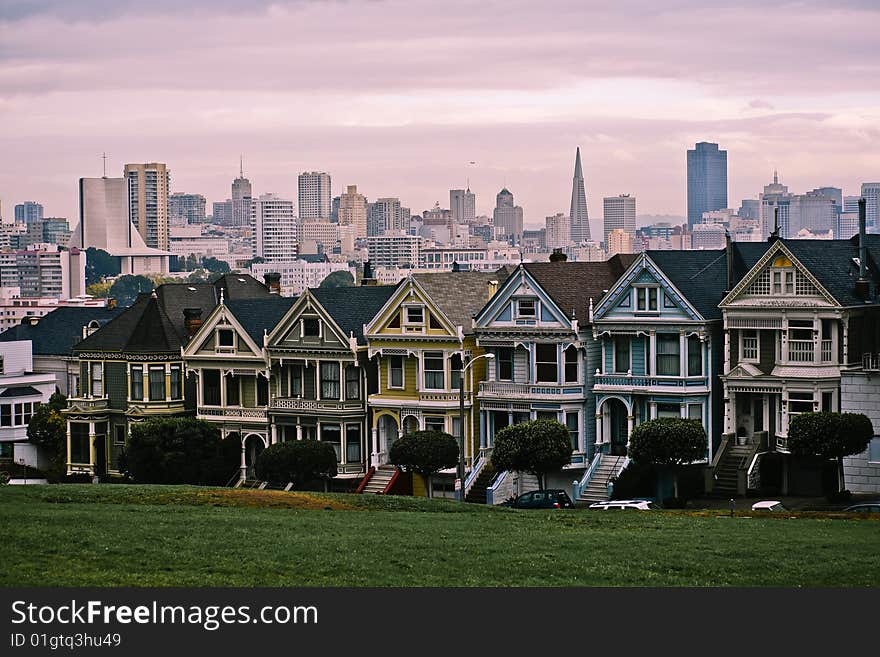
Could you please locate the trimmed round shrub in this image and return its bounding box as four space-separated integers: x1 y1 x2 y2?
389 429 459 498
255 440 338 489
490 419 572 489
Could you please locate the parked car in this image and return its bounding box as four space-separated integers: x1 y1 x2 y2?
842 502 880 513
506 489 573 509
751 500 788 512
588 499 659 510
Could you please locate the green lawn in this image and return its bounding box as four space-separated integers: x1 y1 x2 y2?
2 485 878 586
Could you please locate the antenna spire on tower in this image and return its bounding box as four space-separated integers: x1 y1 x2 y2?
773 169 778 185
239 155 244 179
101 152 108 178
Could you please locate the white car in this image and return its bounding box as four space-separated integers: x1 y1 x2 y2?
751 500 787 512
588 499 659 510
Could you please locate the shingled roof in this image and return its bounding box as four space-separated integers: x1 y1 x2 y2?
224 296 298 345
413 267 515 334
0 307 125 355
783 235 880 307
648 249 730 321
312 285 399 344
523 255 637 323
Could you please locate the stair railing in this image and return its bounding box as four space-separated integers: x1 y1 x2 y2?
463 455 486 498
354 466 376 494
573 453 603 499
225 468 244 488
486 469 510 506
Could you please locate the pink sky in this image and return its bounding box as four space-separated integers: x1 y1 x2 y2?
1 0 878 233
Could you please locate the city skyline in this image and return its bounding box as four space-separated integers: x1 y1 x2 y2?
1 1 878 233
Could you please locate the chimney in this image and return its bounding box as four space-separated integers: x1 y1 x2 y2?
183 308 203 337
452 261 461 272
725 230 733 294
263 272 281 295
768 207 780 243
856 197 870 299
549 248 567 262
361 260 377 286
487 279 499 297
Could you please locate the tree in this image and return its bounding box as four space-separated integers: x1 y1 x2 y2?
85 281 112 299
108 275 154 307
203 257 231 274
389 430 459 498
124 417 237 485
628 418 707 499
254 440 338 490
319 270 355 288
85 248 120 286
490 420 573 489
27 392 67 482
789 411 873 493
185 254 199 271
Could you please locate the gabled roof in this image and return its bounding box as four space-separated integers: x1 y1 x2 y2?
224 297 298 345
782 235 880 306
523 255 636 323
647 249 731 321
311 285 399 344
412 267 515 334
0 307 125 356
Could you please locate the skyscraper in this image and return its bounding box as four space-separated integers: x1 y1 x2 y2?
124 162 170 250
450 187 476 223
545 213 570 249
367 198 408 236
169 193 206 225
298 171 332 220
231 161 252 227
603 194 636 247
861 182 880 231
251 193 297 262
338 185 367 238
14 201 44 224
493 188 523 244
687 142 728 229
759 171 791 239
569 147 591 243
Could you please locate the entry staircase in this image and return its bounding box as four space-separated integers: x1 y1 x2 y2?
465 464 497 504
577 454 627 504
712 443 755 496
357 465 398 494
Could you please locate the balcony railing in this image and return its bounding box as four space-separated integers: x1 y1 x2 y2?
478 381 585 399
821 340 832 363
864 353 880 372
593 374 709 389
66 396 109 413
271 398 363 412
787 340 814 363
199 406 268 420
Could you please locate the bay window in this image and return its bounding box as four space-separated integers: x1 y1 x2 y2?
322 424 342 462
687 336 702 376
423 352 444 389
149 366 166 401
345 365 360 400
320 362 340 400
130 365 144 401
346 424 362 463
564 345 578 383
203 370 220 405
656 334 680 376
496 347 513 381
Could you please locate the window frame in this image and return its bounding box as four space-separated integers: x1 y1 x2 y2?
563 345 578 383
515 298 537 319
496 347 513 381
148 365 166 401
345 365 360 400
535 343 558 384
130 365 144 401
320 362 341 400
687 335 703 377
423 351 445 390
613 337 630 374
741 329 759 363
655 333 681 377
169 364 182 400
388 356 404 389
216 327 235 351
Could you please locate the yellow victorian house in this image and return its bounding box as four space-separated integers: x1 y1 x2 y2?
364 268 512 496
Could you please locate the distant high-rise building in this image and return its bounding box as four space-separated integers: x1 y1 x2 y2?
450 188 476 223
169 193 206 225
759 171 791 239
251 193 297 262
124 162 170 250
544 213 570 249
739 199 760 221
843 196 861 214
861 182 880 230
603 194 636 247
231 161 252 228
212 200 233 225
298 171 332 220
607 229 633 256
687 142 727 229
367 198 408 236
493 188 523 244
14 201 43 225
338 185 367 238
330 196 340 223
812 187 842 209
569 147 591 243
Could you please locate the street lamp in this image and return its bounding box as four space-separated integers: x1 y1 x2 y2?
458 353 494 502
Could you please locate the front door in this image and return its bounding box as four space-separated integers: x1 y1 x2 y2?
610 400 628 456
94 435 107 477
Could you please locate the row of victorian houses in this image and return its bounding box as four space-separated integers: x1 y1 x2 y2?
3 215 880 499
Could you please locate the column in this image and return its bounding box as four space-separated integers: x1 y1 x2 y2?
812 316 820 364
371 427 379 467
680 402 686 419
595 412 603 447
195 370 202 407
270 423 278 445
726 390 735 435
679 331 686 378
220 372 227 407
296 424 303 441
239 438 247 480
649 331 656 376
88 421 97 476
724 329 730 374
339 360 345 402
65 422 72 473
479 410 487 450
626 414 634 450
649 401 657 420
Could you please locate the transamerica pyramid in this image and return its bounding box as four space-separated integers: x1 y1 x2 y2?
569 147 591 243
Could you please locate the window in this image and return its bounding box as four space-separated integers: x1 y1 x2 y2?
423 352 445 389
788 391 814 414
170 365 182 400
322 424 342 462
688 404 702 422
217 328 234 348
346 424 362 463
496 347 513 381
203 370 220 405
148 366 165 401
788 320 814 363
535 344 558 383
566 412 579 451
772 269 794 295
303 317 320 338
0 403 10 427
130 365 143 400
115 425 126 445
446 353 461 390
452 416 462 440
636 287 658 312
425 416 445 433
79 361 88 396
564 346 578 383
257 376 269 406
868 437 880 464
821 391 833 412
70 424 89 464
742 330 758 362
90 362 103 397
225 374 240 406
389 356 404 388
657 403 680 418
656 334 680 376
13 403 24 426
405 306 424 325
614 337 630 374
320 362 340 399
516 298 536 318
687 335 702 376
284 364 302 397
345 365 360 400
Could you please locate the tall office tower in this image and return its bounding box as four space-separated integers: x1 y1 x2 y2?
686 141 727 229
759 171 791 239
789 190 838 236
251 193 297 262
14 201 44 224
602 194 636 248
493 188 523 244
212 200 233 225
231 162 252 227
861 182 880 230
338 185 368 238
544 213 571 249
169 193 207 225
298 171 332 220
811 187 842 209
450 187 476 223
124 162 170 250
569 147 591 242
843 196 861 214
739 199 760 220
330 196 340 223
367 197 407 236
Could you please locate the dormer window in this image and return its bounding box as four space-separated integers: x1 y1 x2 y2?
516 298 536 318
217 328 235 351
635 286 658 312
405 306 424 325
303 317 320 339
